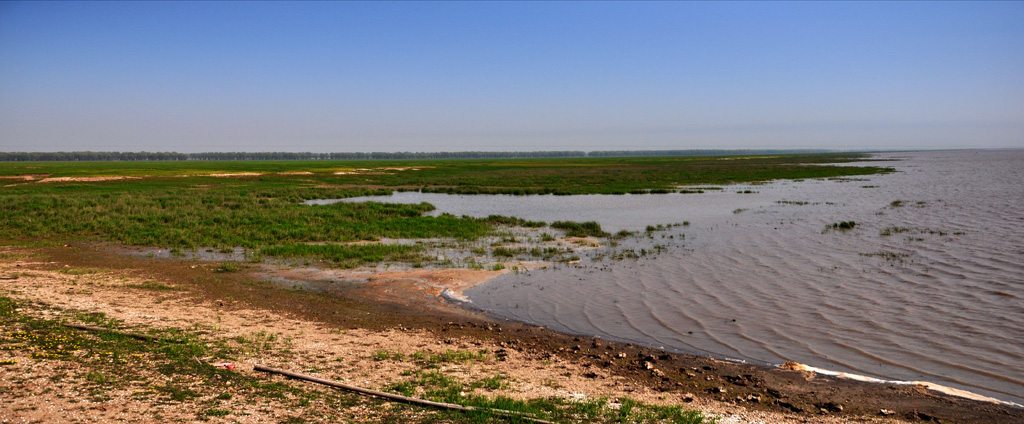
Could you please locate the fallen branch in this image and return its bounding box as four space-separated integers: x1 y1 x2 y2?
62 323 170 342
254 364 553 424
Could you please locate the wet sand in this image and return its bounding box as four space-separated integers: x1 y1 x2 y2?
2 244 1022 423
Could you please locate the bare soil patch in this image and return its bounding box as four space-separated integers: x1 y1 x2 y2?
36 176 140 183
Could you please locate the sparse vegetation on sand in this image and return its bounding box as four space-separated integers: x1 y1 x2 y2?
0 295 715 423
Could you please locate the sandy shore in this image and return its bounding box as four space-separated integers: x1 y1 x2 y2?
2 244 1020 423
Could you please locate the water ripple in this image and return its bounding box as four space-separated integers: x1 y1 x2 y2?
463 150 1024 404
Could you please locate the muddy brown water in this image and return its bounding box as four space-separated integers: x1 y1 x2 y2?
316 150 1024 405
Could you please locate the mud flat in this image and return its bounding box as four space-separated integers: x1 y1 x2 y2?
2 244 1022 423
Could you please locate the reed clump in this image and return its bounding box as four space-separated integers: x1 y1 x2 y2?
824 221 857 232
550 221 610 238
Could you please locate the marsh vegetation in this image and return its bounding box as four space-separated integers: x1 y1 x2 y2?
0 153 890 269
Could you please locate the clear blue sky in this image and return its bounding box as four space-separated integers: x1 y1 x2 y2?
2 1 1022 153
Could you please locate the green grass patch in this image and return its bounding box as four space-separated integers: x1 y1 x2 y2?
260 243 427 268
491 247 525 258
203 408 232 417
0 181 488 250
372 349 406 362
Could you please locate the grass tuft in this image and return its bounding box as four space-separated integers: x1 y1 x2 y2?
550 221 609 238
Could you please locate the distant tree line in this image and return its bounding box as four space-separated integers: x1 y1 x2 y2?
584 149 829 157
0 149 831 162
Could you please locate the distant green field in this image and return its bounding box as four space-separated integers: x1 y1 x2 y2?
0 153 889 194
0 154 892 262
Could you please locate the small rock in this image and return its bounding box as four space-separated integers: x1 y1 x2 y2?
821 402 843 413
642 361 655 370
880 409 895 416
746 394 762 403
682 393 696 403
779 361 804 371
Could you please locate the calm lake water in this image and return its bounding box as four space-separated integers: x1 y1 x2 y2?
328 150 1024 404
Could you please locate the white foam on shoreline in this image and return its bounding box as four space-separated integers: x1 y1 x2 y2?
781 362 1022 408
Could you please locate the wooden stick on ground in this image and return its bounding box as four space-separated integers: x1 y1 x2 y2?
62 323 166 342
254 364 554 424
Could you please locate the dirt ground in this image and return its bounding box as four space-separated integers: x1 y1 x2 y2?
1 244 1021 423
